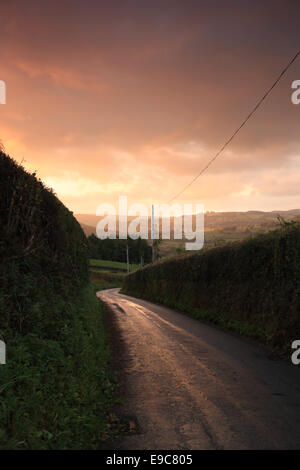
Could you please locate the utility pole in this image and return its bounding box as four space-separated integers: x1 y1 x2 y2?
126 244 130 273
151 204 155 263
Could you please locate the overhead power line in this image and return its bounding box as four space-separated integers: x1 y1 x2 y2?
169 48 300 203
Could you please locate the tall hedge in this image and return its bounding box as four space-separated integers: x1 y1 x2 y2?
0 152 89 339
123 225 300 348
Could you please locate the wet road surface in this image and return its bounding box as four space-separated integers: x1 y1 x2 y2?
97 288 300 450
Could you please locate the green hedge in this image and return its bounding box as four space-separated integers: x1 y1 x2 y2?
0 151 88 339
0 152 121 448
123 226 300 349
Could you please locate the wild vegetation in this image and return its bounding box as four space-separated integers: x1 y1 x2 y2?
0 151 120 449
123 222 300 354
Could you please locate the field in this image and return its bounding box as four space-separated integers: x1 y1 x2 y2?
158 229 268 258
90 258 140 272
157 212 300 257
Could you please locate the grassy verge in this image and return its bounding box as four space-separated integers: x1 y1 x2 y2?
90 269 125 290
0 284 121 450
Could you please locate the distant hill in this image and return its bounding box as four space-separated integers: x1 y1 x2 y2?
75 209 300 236
80 222 96 236
75 214 101 227
204 209 300 231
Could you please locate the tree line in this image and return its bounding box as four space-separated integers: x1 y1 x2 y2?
88 234 152 264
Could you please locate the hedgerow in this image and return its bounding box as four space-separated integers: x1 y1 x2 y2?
0 152 120 448
0 151 88 339
123 225 300 351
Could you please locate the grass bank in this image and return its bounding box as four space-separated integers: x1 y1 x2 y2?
0 284 120 449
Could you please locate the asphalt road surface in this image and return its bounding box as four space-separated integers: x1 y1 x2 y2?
97 288 300 450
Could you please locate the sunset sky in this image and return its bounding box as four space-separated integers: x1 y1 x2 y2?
0 0 300 214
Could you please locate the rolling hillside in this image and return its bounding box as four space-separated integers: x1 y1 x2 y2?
76 209 300 256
